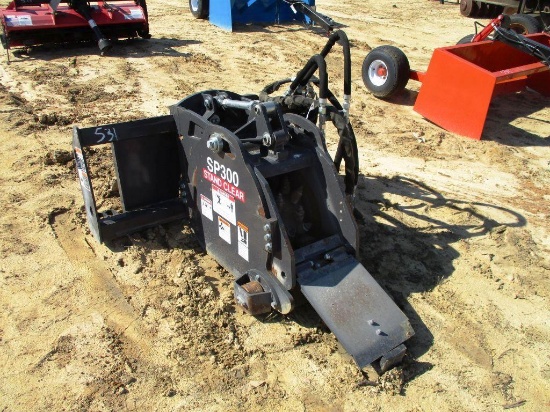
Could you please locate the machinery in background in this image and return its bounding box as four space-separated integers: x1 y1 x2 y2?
362 16 550 140
188 0 336 32
460 0 549 34
0 1 150 58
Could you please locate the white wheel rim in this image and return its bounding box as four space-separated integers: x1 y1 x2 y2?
191 0 199 12
368 59 388 87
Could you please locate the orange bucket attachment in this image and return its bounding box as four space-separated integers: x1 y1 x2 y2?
413 33 550 140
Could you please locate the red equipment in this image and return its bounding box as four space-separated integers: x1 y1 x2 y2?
471 14 507 42
0 1 150 56
362 16 550 140
411 33 549 139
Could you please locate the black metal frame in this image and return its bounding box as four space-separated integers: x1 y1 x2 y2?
72 115 187 243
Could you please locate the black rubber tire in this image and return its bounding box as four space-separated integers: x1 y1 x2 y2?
137 0 151 39
0 23 7 50
457 34 475 44
189 0 209 19
472 1 482 17
485 4 497 18
478 2 490 18
362 46 410 99
138 0 148 19
490 5 505 17
507 13 543 34
460 0 479 17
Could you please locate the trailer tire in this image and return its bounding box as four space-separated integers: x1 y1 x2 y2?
507 14 543 34
0 24 7 50
136 0 151 39
477 2 490 17
457 34 475 44
485 4 497 17
490 5 505 17
362 46 410 99
189 0 209 19
460 0 479 17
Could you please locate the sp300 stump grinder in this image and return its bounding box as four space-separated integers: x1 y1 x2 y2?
0 1 150 59
73 30 415 372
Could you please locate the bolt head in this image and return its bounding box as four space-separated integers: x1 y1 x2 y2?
207 134 223 153
262 132 272 147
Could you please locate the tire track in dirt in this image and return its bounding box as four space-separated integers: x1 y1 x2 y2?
50 211 157 361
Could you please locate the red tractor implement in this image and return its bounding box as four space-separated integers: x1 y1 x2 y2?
460 0 549 34
0 1 150 58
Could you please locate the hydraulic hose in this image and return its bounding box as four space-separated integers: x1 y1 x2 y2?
302 30 352 97
260 82 359 196
259 78 293 102
259 36 358 196
326 91 358 192
298 30 352 121
288 54 329 131
288 54 328 100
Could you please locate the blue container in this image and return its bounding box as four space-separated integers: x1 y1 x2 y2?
209 0 316 31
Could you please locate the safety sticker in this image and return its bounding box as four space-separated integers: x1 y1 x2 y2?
237 222 249 262
74 147 91 192
203 167 246 203
127 8 144 20
212 185 236 225
200 194 213 221
218 216 231 244
5 15 32 27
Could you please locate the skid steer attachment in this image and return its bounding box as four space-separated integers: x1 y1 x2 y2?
0 1 150 57
73 32 414 371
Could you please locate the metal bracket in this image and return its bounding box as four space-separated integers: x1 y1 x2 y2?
234 269 294 315
284 0 336 32
72 116 188 243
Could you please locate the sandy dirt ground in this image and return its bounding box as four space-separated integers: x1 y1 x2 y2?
1 0 549 411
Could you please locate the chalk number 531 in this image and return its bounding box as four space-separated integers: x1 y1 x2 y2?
95 127 118 143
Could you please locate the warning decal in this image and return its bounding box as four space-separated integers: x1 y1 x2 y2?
200 195 213 221
127 8 144 19
212 185 236 225
218 216 231 244
5 15 32 27
203 168 246 202
237 222 249 262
